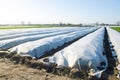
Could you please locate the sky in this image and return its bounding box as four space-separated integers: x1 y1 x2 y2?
0 0 120 24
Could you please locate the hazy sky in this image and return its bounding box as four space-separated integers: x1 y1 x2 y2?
0 0 120 24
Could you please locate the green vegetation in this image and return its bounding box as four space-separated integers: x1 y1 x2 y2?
0 26 55 30
111 26 120 32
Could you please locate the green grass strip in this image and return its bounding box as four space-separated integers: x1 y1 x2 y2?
0 26 56 30
111 26 120 32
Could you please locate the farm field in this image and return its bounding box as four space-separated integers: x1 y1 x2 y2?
0 26 120 80
0 0 119 79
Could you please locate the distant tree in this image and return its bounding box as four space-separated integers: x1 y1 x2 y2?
78 24 82 27
59 22 66 27
95 22 99 26
100 23 105 26
28 21 31 26
21 21 25 26
59 22 63 26
67 23 72 26
116 21 120 26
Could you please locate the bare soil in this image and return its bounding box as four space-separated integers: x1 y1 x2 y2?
0 58 71 80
